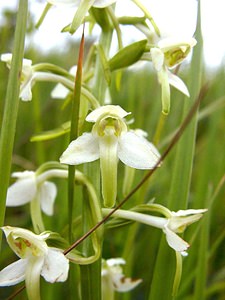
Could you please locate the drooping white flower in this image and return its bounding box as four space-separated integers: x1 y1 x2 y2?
163 208 207 255
6 171 57 216
1 53 34 101
102 207 207 255
60 105 160 207
150 37 196 114
102 258 142 300
1 53 74 101
0 227 69 300
140 0 197 114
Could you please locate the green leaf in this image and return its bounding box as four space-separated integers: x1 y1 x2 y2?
0 0 28 249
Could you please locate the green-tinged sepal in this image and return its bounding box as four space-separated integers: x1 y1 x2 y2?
69 0 95 34
90 7 111 29
109 39 148 71
99 133 118 207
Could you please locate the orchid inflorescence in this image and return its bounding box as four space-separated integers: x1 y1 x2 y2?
0 1 207 300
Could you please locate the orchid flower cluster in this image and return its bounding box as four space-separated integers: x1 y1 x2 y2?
0 1 207 300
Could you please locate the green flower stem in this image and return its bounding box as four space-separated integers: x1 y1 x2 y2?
0 0 28 249
106 7 123 49
92 28 113 104
30 195 45 234
148 2 203 299
132 0 160 37
172 252 183 297
102 208 166 229
35 3 52 29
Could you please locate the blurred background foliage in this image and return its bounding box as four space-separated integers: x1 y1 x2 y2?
0 5 225 300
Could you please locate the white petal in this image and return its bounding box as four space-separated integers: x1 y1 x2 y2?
107 258 125 267
163 226 189 252
51 83 70 99
168 71 190 97
118 132 160 169
20 77 33 101
172 209 208 217
93 0 117 8
150 47 164 72
86 105 130 122
1 53 32 68
6 176 37 207
39 181 57 216
0 259 27 286
158 37 197 53
60 133 99 165
41 249 69 283
112 273 142 292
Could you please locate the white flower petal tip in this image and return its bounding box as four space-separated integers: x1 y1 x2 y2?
171 209 208 217
118 132 160 169
168 72 190 97
164 226 190 253
113 275 142 292
40 182 57 216
6 172 36 207
102 257 142 293
86 105 130 122
106 258 126 267
158 37 197 51
60 133 99 165
41 249 69 283
0 259 27 287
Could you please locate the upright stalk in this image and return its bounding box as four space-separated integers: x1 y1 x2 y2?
0 0 28 249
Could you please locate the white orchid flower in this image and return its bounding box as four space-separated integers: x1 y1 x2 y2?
102 258 142 300
139 0 197 114
6 171 57 216
102 207 207 255
0 226 69 300
1 53 75 101
150 37 197 114
60 105 160 207
1 53 34 101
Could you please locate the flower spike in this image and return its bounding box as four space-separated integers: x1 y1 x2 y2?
60 105 160 207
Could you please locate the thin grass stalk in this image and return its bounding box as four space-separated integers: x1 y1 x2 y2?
67 28 85 242
80 186 102 300
147 2 203 299
0 0 28 249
